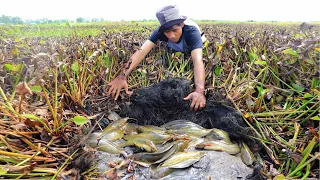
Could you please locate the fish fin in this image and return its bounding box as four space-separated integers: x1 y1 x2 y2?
203 143 213 146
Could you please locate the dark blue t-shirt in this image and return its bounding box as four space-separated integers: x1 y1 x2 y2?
149 19 204 53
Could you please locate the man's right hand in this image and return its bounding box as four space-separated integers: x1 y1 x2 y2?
107 75 131 100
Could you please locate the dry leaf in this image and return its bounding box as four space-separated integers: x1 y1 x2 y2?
24 118 43 127
146 57 152 64
16 81 33 95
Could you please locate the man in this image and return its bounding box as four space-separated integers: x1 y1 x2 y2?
107 5 206 112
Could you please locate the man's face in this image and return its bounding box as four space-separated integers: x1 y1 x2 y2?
163 22 184 43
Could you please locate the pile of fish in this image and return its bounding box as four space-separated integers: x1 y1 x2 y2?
86 112 254 179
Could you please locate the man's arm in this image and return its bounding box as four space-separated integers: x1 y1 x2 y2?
191 48 205 94
183 25 205 94
107 40 155 100
121 40 156 77
183 48 206 111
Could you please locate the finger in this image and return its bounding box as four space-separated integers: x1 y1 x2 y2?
115 88 121 101
184 94 192 100
124 84 130 94
200 101 206 109
107 86 114 97
111 87 117 98
194 102 200 112
199 104 204 110
190 100 196 111
107 81 113 86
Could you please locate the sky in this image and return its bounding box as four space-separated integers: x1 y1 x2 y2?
0 0 319 22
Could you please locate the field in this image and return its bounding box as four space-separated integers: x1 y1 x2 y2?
0 21 319 179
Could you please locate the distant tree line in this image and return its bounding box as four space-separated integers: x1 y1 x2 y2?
3 15 284 24
0 15 109 24
0 15 24 24
0 16 218 24
0 15 161 25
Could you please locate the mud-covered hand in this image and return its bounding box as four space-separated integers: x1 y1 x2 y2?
183 91 206 112
107 76 131 100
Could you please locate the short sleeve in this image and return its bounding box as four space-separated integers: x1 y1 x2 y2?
184 26 203 51
149 27 161 43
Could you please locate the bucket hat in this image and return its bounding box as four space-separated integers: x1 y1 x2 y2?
156 5 187 32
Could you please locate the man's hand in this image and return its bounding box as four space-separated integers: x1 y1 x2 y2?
107 76 131 100
183 91 206 112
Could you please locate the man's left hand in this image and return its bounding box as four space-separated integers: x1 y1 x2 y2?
183 91 206 112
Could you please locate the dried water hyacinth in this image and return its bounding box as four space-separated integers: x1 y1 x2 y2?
0 22 319 179
16 81 32 95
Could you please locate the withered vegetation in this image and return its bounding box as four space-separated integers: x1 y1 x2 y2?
0 22 319 179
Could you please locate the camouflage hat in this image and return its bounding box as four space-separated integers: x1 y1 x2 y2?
156 5 187 32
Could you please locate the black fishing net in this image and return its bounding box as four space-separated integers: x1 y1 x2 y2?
119 77 253 143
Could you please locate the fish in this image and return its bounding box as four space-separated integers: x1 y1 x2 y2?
100 117 128 136
124 123 139 135
206 128 232 143
157 141 178 152
196 140 240 155
123 132 173 144
240 142 255 165
152 167 176 179
130 143 177 166
88 132 103 141
161 119 204 130
152 144 178 164
162 120 212 137
166 126 212 137
187 138 205 149
175 140 190 152
107 111 121 121
87 138 127 157
102 128 124 141
160 151 206 168
119 137 158 152
137 125 165 133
